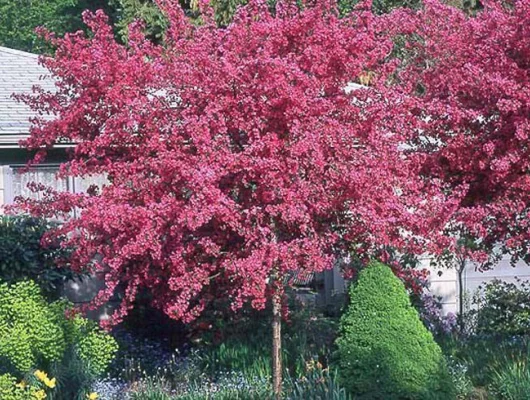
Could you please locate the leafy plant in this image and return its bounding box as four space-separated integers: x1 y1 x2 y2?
0 371 57 400
446 356 475 400
0 216 75 299
338 0 421 16
286 360 352 400
0 0 114 53
176 387 272 400
0 280 118 399
197 341 274 380
471 278 530 337
336 261 455 399
441 334 530 391
130 382 173 400
110 0 168 43
0 280 66 373
194 303 336 382
129 373 272 400
49 347 100 400
490 359 530 400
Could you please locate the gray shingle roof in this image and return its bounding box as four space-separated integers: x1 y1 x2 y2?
0 46 55 148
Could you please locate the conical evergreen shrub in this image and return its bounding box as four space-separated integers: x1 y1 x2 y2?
336 261 454 399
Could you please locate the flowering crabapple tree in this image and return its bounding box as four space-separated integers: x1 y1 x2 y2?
377 0 530 321
17 0 453 394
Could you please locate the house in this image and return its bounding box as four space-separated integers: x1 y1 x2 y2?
0 46 66 205
0 46 113 319
1 45 527 319
0 46 107 210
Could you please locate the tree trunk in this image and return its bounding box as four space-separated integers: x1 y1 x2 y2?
272 289 282 400
457 258 466 331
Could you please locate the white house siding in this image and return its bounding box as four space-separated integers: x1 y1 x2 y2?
420 256 530 315
0 166 4 210
419 257 459 314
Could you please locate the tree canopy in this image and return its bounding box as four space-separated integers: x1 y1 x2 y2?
16 0 449 325
0 0 114 53
377 0 530 266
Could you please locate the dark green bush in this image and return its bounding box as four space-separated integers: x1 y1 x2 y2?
336 261 454 399
0 216 74 298
471 278 530 337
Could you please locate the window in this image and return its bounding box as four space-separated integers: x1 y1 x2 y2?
4 165 69 204
3 165 107 216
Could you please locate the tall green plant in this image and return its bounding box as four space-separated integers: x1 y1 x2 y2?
490 360 530 400
337 0 421 16
336 261 455 399
286 361 352 400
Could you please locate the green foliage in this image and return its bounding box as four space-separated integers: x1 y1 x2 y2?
0 374 16 398
0 0 113 53
128 374 272 399
337 0 421 16
0 216 76 298
446 356 475 400
122 298 341 399
177 388 272 400
471 278 530 337
195 302 336 380
0 280 66 372
0 280 117 384
130 382 173 400
490 359 530 400
197 341 275 379
0 372 55 400
336 261 454 399
453 339 530 399
78 328 119 376
441 335 530 399
210 0 245 26
444 336 530 391
49 348 98 400
127 361 350 400
111 0 246 39
110 0 168 43
287 361 352 400
0 373 23 400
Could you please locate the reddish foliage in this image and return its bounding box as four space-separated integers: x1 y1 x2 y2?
378 0 530 265
391 263 429 295
17 0 454 325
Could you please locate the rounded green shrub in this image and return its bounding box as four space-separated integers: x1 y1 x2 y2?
78 327 119 375
0 280 117 379
336 261 454 399
471 278 530 337
0 281 66 372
